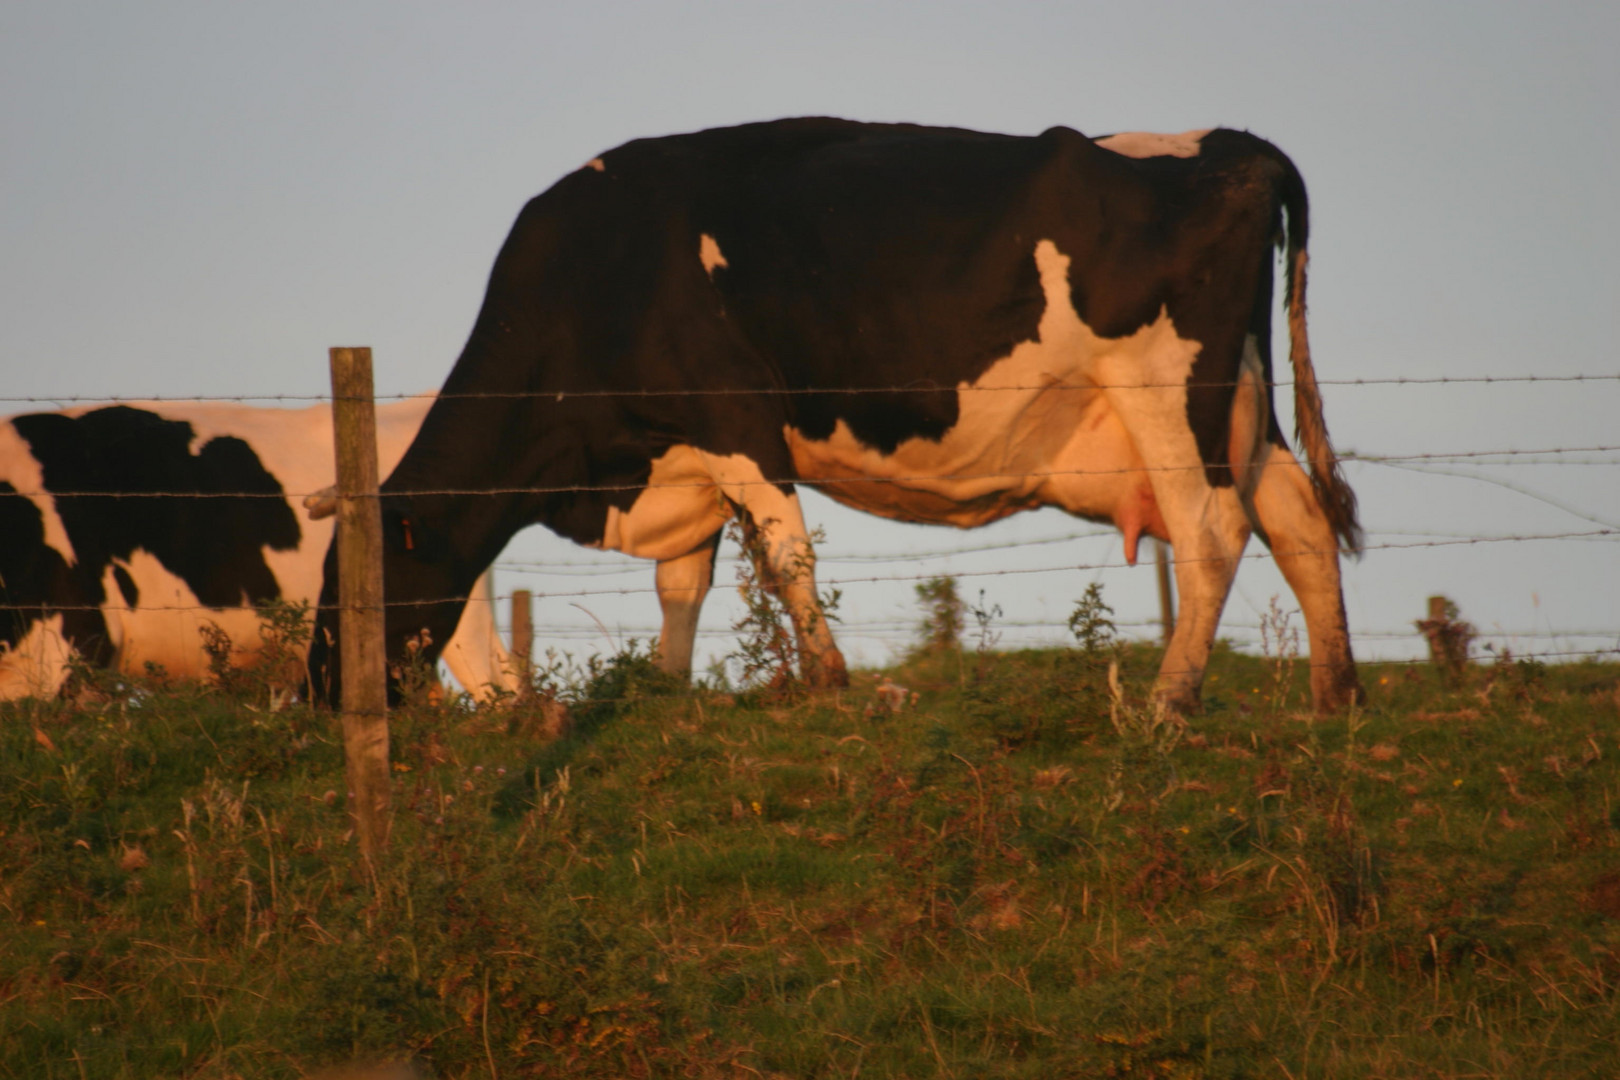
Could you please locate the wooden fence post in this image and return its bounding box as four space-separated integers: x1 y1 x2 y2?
329 346 391 862
511 588 533 694
1154 539 1176 646
1418 594 1474 678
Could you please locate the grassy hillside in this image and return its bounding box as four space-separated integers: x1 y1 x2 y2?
3 634 1619 1078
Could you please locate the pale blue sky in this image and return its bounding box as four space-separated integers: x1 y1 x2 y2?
4 2 1617 674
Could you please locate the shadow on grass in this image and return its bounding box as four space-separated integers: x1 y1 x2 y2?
491 643 691 821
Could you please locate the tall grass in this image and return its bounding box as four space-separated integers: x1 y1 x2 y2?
3 638 1618 1077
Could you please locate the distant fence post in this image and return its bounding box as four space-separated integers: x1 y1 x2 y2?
1418 594 1474 679
511 588 533 694
1154 539 1176 645
329 346 391 863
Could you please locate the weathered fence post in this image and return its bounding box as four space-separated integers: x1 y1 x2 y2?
511 588 533 694
1154 539 1176 646
329 346 391 862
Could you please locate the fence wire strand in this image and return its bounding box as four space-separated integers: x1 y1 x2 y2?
4 529 1614 617
7 445 1618 502
4 379 1617 679
4 370 1619 408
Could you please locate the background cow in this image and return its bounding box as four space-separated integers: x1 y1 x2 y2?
0 396 516 701
311 117 1362 714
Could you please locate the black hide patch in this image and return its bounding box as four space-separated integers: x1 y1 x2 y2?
10 407 300 620
112 564 140 607
0 478 108 658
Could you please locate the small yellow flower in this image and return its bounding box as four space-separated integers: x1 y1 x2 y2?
1453 779 1464 788
750 800 763 816
392 762 412 773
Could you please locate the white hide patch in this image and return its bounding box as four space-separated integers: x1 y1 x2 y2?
439 572 518 702
784 239 1202 537
598 445 741 561
100 550 266 677
1227 334 1270 507
700 234 729 278
597 445 820 583
1094 130 1211 160
121 395 435 479
0 615 75 700
0 421 77 566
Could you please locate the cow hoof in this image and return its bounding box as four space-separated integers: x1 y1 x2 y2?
803 652 850 690
1311 685 1367 714
805 668 850 691
1151 684 1202 720
1310 669 1365 714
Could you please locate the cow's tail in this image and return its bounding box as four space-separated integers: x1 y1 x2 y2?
1275 150 1362 555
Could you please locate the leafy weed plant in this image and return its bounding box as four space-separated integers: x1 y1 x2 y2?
724 517 841 699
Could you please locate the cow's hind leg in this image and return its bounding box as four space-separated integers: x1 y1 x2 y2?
1102 364 1252 714
1154 486 1252 714
655 532 719 678
1250 443 1362 711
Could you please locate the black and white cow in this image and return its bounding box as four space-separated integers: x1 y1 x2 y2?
312 117 1362 713
0 396 516 701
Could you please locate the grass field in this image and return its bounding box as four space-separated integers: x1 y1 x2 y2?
4 616 1619 1078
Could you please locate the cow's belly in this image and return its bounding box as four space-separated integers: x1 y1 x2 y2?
787 392 1155 528
786 418 1060 526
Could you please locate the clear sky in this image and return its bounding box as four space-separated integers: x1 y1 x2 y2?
4 2 1617 678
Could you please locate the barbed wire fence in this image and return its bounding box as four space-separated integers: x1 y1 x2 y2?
3 373 1618 688
483 527 1620 674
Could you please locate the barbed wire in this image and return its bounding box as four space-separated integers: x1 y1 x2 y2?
1348 448 1620 465
4 528 1613 618
496 529 1120 572
486 616 1620 644
493 524 1620 575
490 529 1620 604
493 630 1620 673
4 371 1618 409
6 444 1616 503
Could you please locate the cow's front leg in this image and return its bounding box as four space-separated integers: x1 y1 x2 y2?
654 532 720 678
700 452 846 688
733 503 847 689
